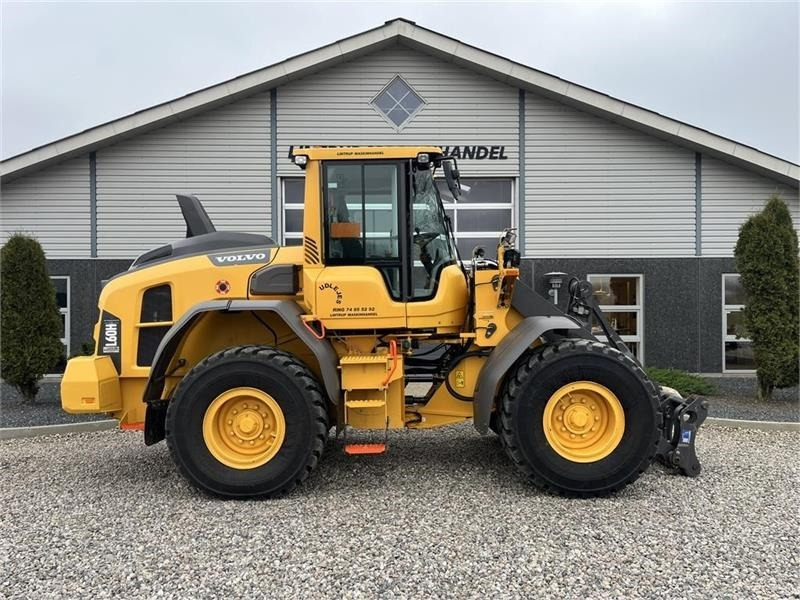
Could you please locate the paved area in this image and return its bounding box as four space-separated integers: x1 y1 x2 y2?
1 424 797 599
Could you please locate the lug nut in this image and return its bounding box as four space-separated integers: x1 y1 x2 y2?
227 420 233 426
557 416 562 421
243 403 248 409
570 433 576 439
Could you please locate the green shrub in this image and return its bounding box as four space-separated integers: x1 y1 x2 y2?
734 195 800 401
69 341 95 359
645 367 715 397
0 234 64 402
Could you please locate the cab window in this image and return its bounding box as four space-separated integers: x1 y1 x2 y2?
323 162 402 298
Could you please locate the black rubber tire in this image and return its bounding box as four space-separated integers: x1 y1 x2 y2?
499 339 659 497
165 345 328 498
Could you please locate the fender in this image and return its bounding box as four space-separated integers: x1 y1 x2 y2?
472 315 584 434
142 299 340 405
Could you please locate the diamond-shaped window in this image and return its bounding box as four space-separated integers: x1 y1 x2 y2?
371 76 425 128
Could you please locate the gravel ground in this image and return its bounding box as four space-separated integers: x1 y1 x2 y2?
1 424 798 599
2 379 797 429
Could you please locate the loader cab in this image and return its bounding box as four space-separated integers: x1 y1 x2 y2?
296 147 467 330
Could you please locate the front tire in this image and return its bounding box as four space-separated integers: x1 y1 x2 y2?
499 340 659 496
165 345 328 498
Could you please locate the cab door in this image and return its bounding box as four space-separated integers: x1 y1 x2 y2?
311 160 407 330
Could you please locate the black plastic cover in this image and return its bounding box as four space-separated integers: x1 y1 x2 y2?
250 264 300 295
130 233 275 269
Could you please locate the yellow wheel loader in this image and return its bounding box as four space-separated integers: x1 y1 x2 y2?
61 146 707 498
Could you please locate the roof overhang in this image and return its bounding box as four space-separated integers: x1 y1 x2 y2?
2 18 797 187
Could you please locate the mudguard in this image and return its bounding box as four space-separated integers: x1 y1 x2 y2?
473 315 582 434
142 299 340 405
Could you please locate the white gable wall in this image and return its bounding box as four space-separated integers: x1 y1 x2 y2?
276 44 519 178
0 157 91 258
96 92 271 259
701 156 799 256
524 93 697 258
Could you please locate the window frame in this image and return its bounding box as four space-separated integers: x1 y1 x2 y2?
51 275 70 368
586 273 644 363
281 177 305 246
435 177 516 259
722 273 755 373
370 75 427 131
281 175 518 257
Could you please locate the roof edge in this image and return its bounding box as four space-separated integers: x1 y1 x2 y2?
2 18 798 187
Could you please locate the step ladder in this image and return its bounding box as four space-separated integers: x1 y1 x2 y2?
342 396 388 455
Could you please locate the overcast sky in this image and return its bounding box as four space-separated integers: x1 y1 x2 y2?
1 1 798 163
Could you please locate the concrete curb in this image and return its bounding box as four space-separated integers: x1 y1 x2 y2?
0 416 798 440
0 420 118 440
704 417 800 433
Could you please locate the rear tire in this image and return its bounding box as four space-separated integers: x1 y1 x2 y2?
499 339 659 497
165 345 328 498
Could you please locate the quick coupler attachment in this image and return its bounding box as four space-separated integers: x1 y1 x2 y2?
655 391 709 477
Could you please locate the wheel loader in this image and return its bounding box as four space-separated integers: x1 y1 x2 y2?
61 146 707 498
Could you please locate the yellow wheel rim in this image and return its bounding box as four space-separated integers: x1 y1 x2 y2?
202 387 286 470
543 381 625 463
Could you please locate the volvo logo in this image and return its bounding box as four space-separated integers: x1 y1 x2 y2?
208 252 268 266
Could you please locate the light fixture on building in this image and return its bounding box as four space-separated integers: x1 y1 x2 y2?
544 271 567 305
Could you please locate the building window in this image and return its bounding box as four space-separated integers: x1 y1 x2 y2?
282 178 304 246
371 76 425 129
435 178 514 258
587 274 643 362
51 276 70 369
282 177 515 258
723 273 755 372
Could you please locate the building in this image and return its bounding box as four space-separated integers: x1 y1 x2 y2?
1 18 798 374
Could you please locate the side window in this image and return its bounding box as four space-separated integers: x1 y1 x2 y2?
587 275 643 362
50 276 70 373
282 178 304 246
323 162 401 297
435 178 513 257
723 274 754 371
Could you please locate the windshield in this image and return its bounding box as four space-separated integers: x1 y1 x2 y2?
410 166 457 298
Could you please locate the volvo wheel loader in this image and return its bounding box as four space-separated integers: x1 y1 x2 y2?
61 146 707 498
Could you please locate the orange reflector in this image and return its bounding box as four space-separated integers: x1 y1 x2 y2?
120 422 145 431
81 397 96 404
344 443 386 455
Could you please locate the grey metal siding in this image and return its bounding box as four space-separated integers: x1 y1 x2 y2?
0 157 90 258
523 93 696 258
276 44 519 177
701 156 800 256
96 92 271 258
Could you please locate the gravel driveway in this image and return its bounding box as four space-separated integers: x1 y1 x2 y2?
1 424 797 599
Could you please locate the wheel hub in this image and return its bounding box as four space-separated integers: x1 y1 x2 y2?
543 381 625 463
203 387 286 469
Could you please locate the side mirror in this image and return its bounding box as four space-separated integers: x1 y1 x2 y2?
442 159 461 199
